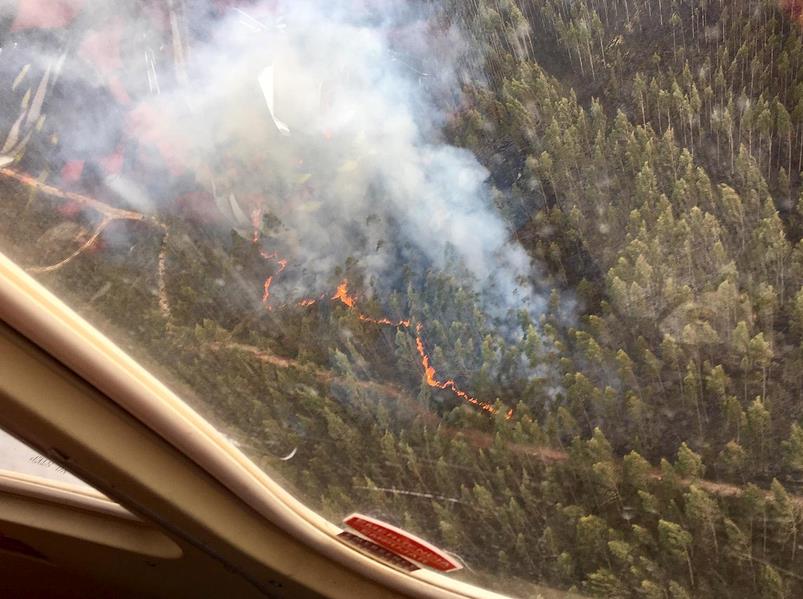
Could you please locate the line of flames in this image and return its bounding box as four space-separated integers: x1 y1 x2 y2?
413 324 497 415
330 281 498 414
259 250 287 308
0 169 510 418
254 241 506 417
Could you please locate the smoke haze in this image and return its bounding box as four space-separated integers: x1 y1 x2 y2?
4 0 542 317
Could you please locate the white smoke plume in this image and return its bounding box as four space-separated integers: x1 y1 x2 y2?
4 0 542 317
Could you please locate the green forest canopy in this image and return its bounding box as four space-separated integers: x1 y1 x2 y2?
5 0 803 597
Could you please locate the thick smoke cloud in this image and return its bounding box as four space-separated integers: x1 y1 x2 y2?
215 1 538 313
6 0 541 316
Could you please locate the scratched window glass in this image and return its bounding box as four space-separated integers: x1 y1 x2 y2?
3 0 803 596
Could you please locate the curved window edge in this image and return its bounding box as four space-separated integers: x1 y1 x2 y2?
0 251 520 599
0 468 137 522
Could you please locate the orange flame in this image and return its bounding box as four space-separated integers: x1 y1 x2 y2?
328 282 494 414
258 250 287 306
262 275 274 303
331 280 356 308
331 281 409 327
414 324 497 415
252 248 497 416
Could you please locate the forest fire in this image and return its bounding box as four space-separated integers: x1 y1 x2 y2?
258 250 287 305
262 275 273 304
331 280 356 308
5 163 504 419
331 281 410 326
7 2 803 592
254 252 496 415
414 325 497 415
240 195 503 417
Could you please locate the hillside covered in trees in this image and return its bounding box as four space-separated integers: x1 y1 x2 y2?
3 0 803 597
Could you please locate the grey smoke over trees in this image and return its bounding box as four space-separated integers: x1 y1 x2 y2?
93 0 542 313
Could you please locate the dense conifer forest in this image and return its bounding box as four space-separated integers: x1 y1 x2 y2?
4 0 803 596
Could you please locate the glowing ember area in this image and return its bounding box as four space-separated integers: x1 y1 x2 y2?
415 325 497 415
258 250 287 306
262 275 274 303
298 298 317 307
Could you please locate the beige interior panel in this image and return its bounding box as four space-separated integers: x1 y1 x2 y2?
0 320 461 598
